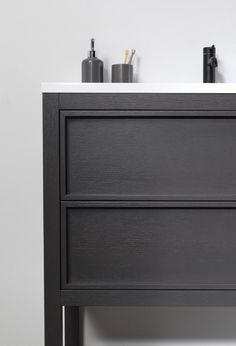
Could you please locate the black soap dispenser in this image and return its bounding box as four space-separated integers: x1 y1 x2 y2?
82 38 104 82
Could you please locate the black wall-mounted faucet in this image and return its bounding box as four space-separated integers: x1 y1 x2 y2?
203 45 218 83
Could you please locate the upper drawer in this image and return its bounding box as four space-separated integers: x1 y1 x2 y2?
60 111 236 200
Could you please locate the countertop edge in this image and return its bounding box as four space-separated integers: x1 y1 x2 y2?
41 83 236 94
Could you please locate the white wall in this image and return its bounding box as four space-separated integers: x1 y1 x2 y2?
1 1 236 346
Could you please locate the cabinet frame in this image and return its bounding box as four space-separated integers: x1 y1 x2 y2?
44 92 236 346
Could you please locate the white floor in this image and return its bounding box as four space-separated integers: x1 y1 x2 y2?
84 307 236 346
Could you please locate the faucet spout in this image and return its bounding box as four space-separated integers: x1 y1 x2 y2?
203 45 218 83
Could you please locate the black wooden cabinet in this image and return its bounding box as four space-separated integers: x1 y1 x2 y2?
43 92 236 346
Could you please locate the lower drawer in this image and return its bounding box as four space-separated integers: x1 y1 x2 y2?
61 202 236 289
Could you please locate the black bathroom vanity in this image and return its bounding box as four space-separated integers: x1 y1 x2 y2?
43 83 236 346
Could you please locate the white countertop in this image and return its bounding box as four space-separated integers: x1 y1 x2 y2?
41 83 236 93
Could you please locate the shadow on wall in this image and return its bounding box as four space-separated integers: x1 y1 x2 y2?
216 59 225 83
84 307 236 344
133 56 140 83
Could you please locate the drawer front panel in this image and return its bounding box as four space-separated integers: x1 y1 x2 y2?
60 111 236 200
61 204 236 289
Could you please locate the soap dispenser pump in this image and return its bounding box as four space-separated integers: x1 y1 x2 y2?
82 38 104 82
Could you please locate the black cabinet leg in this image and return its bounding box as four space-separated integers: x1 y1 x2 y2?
65 307 82 346
45 303 62 346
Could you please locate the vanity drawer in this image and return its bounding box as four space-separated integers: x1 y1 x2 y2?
60 111 236 200
61 202 236 289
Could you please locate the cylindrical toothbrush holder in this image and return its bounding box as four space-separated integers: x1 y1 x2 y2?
112 64 133 83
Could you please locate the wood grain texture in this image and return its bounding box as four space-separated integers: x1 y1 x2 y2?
44 92 236 319
65 307 82 346
43 94 62 346
60 111 236 200
61 290 236 306
61 203 236 290
59 93 236 110
44 94 83 346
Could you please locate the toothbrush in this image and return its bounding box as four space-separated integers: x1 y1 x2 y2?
128 48 136 65
123 49 129 64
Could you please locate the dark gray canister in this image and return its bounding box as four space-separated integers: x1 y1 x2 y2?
82 38 104 83
112 64 133 83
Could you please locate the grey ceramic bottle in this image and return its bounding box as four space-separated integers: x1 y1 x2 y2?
82 38 104 82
